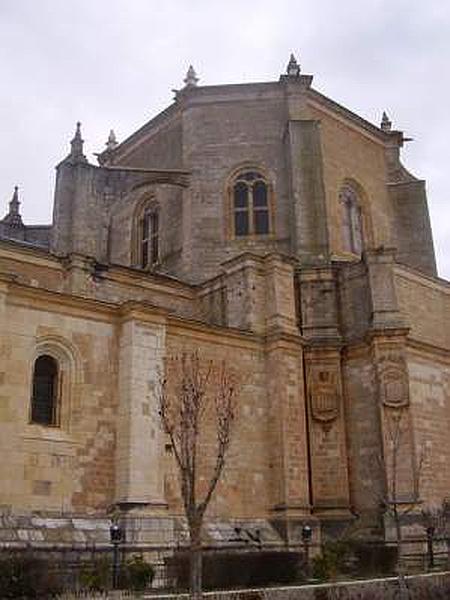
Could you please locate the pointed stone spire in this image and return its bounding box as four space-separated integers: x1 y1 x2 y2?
286 53 301 77
3 186 23 227
69 121 87 164
105 129 118 151
381 111 392 132
183 65 199 88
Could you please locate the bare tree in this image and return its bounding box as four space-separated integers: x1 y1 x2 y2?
366 409 426 599
157 351 237 599
358 407 425 600
379 409 425 563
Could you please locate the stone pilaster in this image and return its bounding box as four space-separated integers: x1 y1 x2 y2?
264 254 298 335
221 254 266 334
298 266 340 341
0 277 8 384
370 332 417 509
225 253 312 538
266 333 310 517
284 120 329 264
365 248 405 331
280 71 312 121
63 254 92 296
297 266 351 519
116 303 167 511
221 252 299 336
304 346 351 518
221 253 311 525
365 248 418 523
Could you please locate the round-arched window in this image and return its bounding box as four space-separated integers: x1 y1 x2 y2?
30 355 59 426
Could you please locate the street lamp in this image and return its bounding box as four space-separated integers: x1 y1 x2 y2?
301 525 312 578
110 522 123 589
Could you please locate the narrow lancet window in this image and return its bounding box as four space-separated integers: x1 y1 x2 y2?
140 207 159 268
339 185 363 255
31 355 59 426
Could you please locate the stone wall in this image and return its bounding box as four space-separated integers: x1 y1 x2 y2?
1 235 449 535
0 279 117 514
0 243 312 529
394 265 450 350
181 85 292 282
308 103 391 256
164 325 271 519
43 77 437 286
111 106 183 170
147 572 450 600
394 266 450 505
109 183 184 275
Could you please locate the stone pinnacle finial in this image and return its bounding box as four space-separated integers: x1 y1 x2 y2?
10 186 19 213
286 53 301 77
105 129 118 151
184 65 199 88
381 111 392 132
69 121 87 163
3 185 23 227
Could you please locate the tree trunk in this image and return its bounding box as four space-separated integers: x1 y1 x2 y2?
189 520 203 600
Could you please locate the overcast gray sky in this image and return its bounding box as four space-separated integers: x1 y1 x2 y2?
0 0 449 278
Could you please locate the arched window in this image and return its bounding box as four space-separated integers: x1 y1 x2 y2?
139 205 159 268
232 171 270 237
30 355 59 426
339 185 363 255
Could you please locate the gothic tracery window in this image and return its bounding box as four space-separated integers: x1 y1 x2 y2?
139 204 159 268
232 171 271 237
339 185 363 255
30 355 59 426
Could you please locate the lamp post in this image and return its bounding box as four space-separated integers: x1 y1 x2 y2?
110 522 123 589
426 525 435 570
301 525 312 578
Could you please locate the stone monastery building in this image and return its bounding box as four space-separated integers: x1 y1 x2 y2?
0 56 449 551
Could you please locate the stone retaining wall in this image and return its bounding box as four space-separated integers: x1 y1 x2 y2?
143 571 450 600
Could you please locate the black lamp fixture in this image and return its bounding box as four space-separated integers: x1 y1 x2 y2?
301 524 312 543
110 522 123 544
110 521 123 588
301 524 312 579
